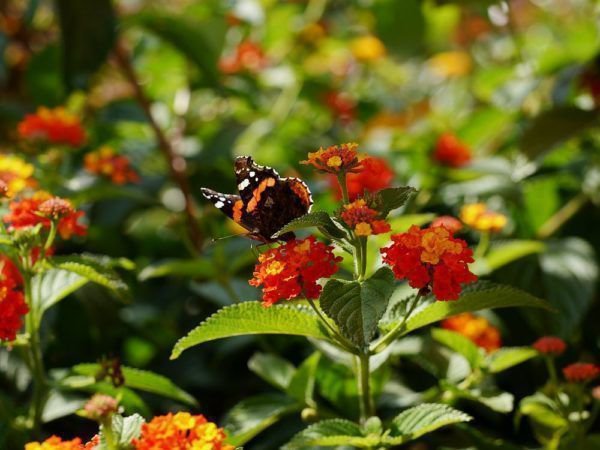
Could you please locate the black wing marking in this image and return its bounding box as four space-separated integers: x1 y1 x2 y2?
234 155 280 204
200 187 243 224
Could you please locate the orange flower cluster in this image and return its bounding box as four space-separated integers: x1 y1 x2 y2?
340 156 394 201
340 199 390 236
460 203 507 233
381 225 477 300
18 107 86 148
219 41 267 74
3 192 86 239
249 236 341 306
84 147 139 185
302 142 361 174
563 363 600 383
323 91 356 124
431 216 463 234
432 133 472 168
442 313 502 352
533 336 566 356
0 256 27 342
25 435 96 450
0 154 36 196
132 412 234 450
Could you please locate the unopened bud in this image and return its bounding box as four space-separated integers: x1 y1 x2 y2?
38 197 73 219
83 394 118 421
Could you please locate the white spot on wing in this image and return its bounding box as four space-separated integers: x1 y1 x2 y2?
238 179 251 190
215 201 224 208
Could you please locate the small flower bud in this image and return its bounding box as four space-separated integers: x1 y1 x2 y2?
83 394 118 421
301 407 318 422
38 197 74 219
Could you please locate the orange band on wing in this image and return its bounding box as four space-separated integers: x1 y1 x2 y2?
246 177 276 213
233 199 244 222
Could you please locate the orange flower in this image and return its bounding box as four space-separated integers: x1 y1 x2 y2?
302 142 361 174
323 91 356 124
460 203 507 233
533 336 566 356
25 436 86 450
132 412 234 450
433 133 472 168
331 156 394 201
381 225 477 300
350 35 386 62
84 146 139 185
18 107 85 148
340 199 390 236
431 216 463 234
442 313 501 352
427 51 472 78
219 41 267 74
0 154 36 196
0 256 27 342
249 236 341 306
3 192 87 239
563 363 600 383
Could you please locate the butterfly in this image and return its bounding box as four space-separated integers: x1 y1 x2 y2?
201 156 312 243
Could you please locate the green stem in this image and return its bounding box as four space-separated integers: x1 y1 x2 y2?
474 231 490 259
545 356 558 386
536 193 588 240
357 352 373 423
370 293 422 353
357 237 368 281
101 418 117 450
306 298 355 353
337 172 350 205
43 220 57 251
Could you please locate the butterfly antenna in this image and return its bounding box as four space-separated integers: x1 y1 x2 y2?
208 232 250 245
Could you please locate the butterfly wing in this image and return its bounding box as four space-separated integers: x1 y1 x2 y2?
200 188 251 232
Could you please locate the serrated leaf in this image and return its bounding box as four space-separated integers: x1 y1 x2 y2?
385 403 472 445
403 282 550 336
287 352 320 405
320 267 395 347
171 303 334 359
224 394 300 447
103 414 144 447
273 211 347 239
248 353 295 391
138 258 216 281
31 269 88 322
458 389 514 413
431 328 483 369
73 364 197 406
520 394 567 429
373 187 417 217
283 419 378 449
486 347 537 373
479 240 546 274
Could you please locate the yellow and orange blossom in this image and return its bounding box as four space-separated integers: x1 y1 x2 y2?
0 154 35 196
460 203 507 233
427 51 472 78
442 312 502 352
301 142 360 174
350 35 386 62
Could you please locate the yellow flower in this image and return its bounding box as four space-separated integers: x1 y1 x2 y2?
0 154 35 196
350 35 386 62
460 203 507 233
428 51 472 78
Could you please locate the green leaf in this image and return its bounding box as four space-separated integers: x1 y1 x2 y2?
431 328 483 369
403 282 550 336
457 389 514 413
283 419 378 449
101 414 144 447
520 394 567 429
486 347 538 373
55 0 116 90
31 269 88 322
320 267 395 347
287 352 320 405
171 303 334 359
385 403 472 445
224 394 300 447
477 240 546 275
73 364 197 406
273 211 347 239
138 258 216 281
248 353 295 391
372 187 417 217
373 0 425 57
520 107 599 159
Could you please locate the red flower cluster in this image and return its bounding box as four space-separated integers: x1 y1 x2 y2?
3 192 87 239
84 147 139 185
324 91 356 124
249 237 341 306
563 363 600 383
432 133 472 168
442 313 502 352
302 142 361 174
381 225 477 300
533 336 567 356
132 412 234 450
334 156 394 201
340 199 390 236
219 41 267 74
18 107 86 148
431 215 463 233
0 256 27 342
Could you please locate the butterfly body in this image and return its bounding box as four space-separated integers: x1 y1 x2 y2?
201 156 312 242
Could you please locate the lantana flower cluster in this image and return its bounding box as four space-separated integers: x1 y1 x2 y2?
341 199 390 236
84 146 139 185
432 133 472 168
442 312 501 352
0 154 36 196
25 435 97 450
18 107 86 148
0 256 27 342
460 203 507 233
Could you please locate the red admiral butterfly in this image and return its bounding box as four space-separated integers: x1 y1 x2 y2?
201 156 313 242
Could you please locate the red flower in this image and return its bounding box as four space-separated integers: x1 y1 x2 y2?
442 313 501 352
381 225 477 300
3 192 87 240
18 107 86 148
323 91 356 124
433 133 472 168
340 199 390 236
84 147 139 185
302 142 361 174
563 363 600 383
219 41 267 74
0 257 27 342
132 412 234 450
331 156 394 201
533 336 567 356
249 236 341 306
431 216 463 233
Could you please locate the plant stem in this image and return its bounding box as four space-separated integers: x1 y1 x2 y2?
357 352 373 423
306 298 355 353
113 40 203 253
537 193 588 240
370 293 422 353
545 356 558 386
337 172 350 205
474 230 490 259
101 418 117 450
